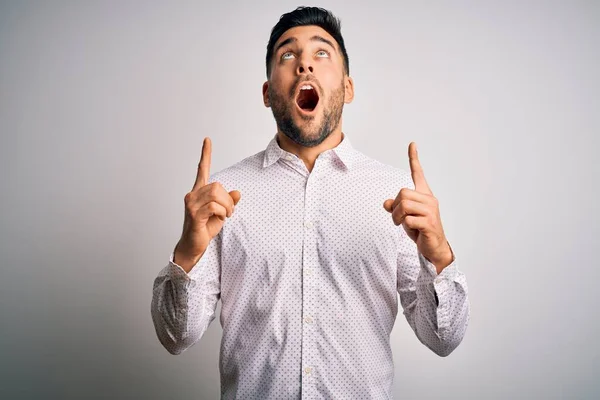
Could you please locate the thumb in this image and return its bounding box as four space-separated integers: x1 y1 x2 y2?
383 199 394 213
229 190 242 206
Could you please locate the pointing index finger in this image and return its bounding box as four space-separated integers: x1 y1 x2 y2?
408 142 432 195
193 137 211 191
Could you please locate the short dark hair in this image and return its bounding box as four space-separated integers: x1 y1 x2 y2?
265 6 350 78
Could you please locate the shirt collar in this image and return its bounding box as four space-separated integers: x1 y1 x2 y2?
262 132 357 170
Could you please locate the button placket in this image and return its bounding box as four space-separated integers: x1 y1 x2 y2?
301 172 319 388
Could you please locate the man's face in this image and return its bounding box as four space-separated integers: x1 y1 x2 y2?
263 25 354 148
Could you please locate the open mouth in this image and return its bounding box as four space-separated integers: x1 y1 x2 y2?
295 83 320 112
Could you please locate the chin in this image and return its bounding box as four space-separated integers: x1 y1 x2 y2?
297 119 323 137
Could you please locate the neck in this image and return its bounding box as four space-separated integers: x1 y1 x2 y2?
276 127 344 173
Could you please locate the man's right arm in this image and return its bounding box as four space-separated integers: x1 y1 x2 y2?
150 232 222 355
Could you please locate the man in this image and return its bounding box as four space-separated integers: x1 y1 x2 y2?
151 6 470 399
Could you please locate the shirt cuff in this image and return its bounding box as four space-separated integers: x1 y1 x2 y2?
418 251 459 283
167 251 204 283
418 251 460 309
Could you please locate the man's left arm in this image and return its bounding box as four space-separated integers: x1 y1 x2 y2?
397 240 470 357
383 142 470 356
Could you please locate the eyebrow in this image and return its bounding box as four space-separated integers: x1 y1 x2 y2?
274 35 337 54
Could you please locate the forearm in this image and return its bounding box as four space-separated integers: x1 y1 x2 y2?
408 253 470 357
173 240 207 274
151 259 218 355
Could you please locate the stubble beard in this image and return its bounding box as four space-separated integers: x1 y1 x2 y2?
268 80 345 148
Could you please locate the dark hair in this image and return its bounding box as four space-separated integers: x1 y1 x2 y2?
265 6 349 78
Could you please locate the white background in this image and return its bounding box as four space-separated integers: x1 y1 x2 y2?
1 0 598 398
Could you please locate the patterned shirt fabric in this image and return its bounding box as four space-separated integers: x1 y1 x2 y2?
151 132 470 399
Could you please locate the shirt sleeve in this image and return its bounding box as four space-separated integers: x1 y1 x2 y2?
397 237 470 357
151 231 222 355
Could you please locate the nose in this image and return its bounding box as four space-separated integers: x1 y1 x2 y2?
296 56 313 75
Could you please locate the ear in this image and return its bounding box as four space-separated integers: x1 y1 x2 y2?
344 76 354 104
262 81 270 107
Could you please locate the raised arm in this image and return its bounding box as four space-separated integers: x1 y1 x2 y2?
151 137 241 354
151 233 223 355
384 142 470 356
397 239 470 356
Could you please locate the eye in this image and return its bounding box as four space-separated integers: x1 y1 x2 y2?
316 50 330 57
281 51 295 60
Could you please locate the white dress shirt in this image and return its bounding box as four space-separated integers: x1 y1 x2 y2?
151 132 470 399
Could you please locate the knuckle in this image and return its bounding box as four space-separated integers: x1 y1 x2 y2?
207 202 218 212
199 184 215 200
209 182 221 195
184 197 196 212
186 204 197 219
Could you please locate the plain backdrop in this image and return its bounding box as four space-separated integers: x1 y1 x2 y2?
1 0 598 399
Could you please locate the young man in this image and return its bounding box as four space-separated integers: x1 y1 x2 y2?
152 6 470 399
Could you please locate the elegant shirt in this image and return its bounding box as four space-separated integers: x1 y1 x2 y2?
151 132 470 399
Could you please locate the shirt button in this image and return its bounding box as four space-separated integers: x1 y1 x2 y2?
304 221 313 228
435 277 442 284
304 316 313 324
304 268 312 276
304 367 312 374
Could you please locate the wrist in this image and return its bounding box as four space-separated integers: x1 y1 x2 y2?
431 241 454 274
173 242 204 273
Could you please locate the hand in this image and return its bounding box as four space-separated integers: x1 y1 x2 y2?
383 142 453 272
174 137 241 271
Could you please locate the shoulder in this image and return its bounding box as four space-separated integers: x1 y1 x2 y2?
352 150 415 190
206 149 265 190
